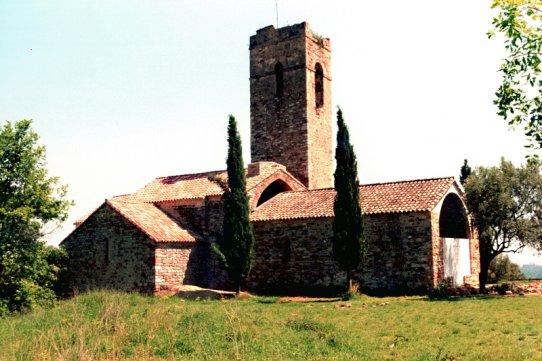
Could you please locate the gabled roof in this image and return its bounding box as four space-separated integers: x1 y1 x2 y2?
250 177 457 221
132 162 300 203
106 196 198 243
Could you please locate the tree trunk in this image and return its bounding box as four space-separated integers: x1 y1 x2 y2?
479 257 491 292
235 283 240 296
347 270 352 292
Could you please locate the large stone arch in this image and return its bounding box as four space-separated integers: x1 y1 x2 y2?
439 193 469 238
249 170 305 210
439 192 473 286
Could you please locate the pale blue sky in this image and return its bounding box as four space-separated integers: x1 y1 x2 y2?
1 1 540 264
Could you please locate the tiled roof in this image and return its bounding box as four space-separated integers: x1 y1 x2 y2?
250 177 456 221
106 197 198 243
132 162 297 202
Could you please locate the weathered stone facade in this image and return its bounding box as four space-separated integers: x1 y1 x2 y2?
62 22 481 296
250 22 333 189
63 203 156 293
250 198 479 295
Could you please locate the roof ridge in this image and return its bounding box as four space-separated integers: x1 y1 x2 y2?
154 169 226 180
260 177 456 196
361 176 455 188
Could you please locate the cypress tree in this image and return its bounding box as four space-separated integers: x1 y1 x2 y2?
332 108 366 292
210 115 254 295
460 159 471 186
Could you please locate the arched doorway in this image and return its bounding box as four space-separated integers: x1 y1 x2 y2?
439 193 471 286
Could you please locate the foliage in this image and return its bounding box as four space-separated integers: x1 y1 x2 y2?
332 108 366 292
209 115 254 295
428 282 450 300
464 158 542 291
0 120 71 314
489 0 542 152
489 254 525 282
459 159 471 185
1 290 542 360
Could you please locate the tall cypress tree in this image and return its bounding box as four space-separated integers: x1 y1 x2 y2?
210 115 254 295
460 159 471 186
332 108 366 292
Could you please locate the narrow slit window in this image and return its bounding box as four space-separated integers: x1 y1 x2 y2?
315 63 324 108
275 62 284 98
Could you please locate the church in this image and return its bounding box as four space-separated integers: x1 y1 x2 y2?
61 22 480 295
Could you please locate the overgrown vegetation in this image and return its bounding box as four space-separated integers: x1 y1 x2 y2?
0 290 540 360
0 120 72 315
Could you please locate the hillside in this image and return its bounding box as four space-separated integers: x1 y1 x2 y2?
0 291 541 360
522 263 542 279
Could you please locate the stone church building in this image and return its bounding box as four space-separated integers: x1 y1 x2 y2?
62 22 480 295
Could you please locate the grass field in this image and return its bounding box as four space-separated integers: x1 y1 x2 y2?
0 291 541 360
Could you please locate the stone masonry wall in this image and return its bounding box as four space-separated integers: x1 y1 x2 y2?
249 22 333 189
250 212 436 294
359 212 435 293
305 27 333 189
62 204 155 293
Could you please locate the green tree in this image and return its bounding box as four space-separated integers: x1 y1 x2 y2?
464 158 542 291
0 120 71 314
460 159 471 186
332 108 366 292
489 254 525 282
209 115 254 295
489 0 542 151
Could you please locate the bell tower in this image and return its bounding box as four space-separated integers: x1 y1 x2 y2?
249 22 333 189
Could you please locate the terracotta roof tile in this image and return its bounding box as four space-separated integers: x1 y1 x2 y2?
132 162 293 202
250 177 456 221
106 197 198 243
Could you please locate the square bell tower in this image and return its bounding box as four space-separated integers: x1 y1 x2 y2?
249 22 333 189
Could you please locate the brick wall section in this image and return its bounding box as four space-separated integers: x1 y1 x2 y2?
249 22 333 189
430 210 444 287
154 242 221 292
62 204 156 293
305 28 333 189
250 212 436 294
467 226 481 286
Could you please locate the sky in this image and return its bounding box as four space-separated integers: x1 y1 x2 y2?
1 0 541 265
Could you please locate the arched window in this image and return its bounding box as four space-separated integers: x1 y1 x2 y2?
315 63 324 108
256 179 291 206
275 62 284 98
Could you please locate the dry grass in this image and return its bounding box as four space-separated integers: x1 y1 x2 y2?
1 290 541 360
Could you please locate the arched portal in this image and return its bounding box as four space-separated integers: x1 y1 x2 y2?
439 193 471 286
256 179 292 207
439 193 469 238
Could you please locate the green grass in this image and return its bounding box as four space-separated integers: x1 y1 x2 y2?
1 291 541 360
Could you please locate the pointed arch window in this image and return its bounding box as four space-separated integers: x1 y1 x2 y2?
315 63 324 108
275 62 284 98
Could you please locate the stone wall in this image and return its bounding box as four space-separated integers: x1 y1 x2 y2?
358 212 435 293
250 211 437 295
62 203 156 293
249 22 333 189
154 242 226 292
